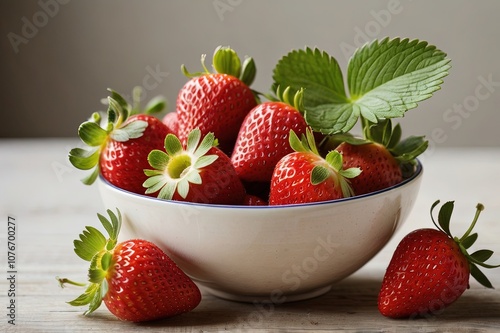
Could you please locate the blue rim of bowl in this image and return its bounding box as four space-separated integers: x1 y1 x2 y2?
99 160 423 210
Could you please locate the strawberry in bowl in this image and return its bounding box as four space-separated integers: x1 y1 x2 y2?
67 39 453 302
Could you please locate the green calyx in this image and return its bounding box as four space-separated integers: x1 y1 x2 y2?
430 200 500 289
181 45 256 86
68 88 167 185
289 129 361 197
143 129 218 200
319 119 427 178
363 118 428 165
57 208 122 316
275 86 305 113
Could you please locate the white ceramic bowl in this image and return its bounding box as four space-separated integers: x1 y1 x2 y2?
97 162 423 303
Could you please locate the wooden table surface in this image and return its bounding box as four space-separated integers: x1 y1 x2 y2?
1 139 499 332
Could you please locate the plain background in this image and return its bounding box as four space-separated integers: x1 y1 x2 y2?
1 0 499 148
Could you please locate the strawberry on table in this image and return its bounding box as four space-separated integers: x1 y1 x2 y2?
231 87 311 183
143 128 246 205
69 88 171 195
57 208 201 322
269 129 360 205
378 200 500 319
176 46 258 154
335 119 427 195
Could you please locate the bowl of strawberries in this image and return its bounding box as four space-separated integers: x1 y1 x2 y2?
70 40 450 302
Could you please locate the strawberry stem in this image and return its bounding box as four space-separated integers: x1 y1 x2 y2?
459 203 485 242
56 277 87 288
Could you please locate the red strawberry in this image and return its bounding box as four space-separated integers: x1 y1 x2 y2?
176 46 258 154
58 209 201 322
243 194 268 206
378 200 500 319
143 129 246 205
269 129 360 205
162 111 179 135
231 87 310 183
335 141 401 195
69 88 171 195
335 119 427 195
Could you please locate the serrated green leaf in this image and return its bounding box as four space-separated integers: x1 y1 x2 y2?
437 201 454 236
305 103 359 134
470 250 494 263
470 263 494 289
68 148 100 170
297 38 450 134
78 122 108 147
74 226 106 262
273 47 347 107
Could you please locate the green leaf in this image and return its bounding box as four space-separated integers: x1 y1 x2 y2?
110 119 147 142
88 267 107 284
470 250 494 263
194 155 218 169
81 167 99 185
68 148 100 170
273 47 347 107
461 233 478 249
437 201 454 236
289 38 450 134
144 96 167 115
148 150 170 171
325 150 343 171
107 88 130 111
165 134 183 156
78 122 108 147
392 135 428 162
73 226 106 262
310 165 330 185
212 46 241 78
470 263 494 289
67 283 99 307
100 252 113 271
194 132 215 158
240 56 256 86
